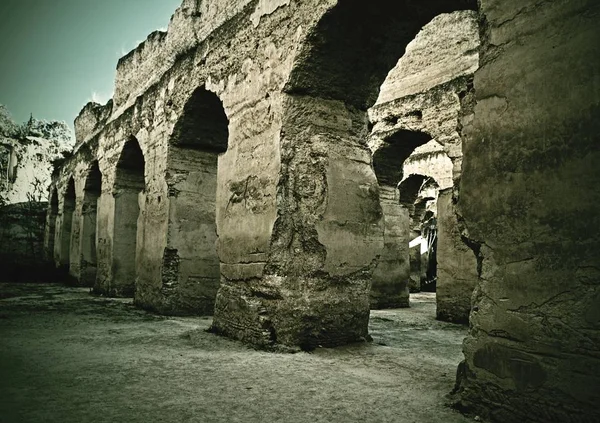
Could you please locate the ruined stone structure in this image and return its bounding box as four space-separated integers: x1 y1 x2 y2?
368 10 479 317
46 1 600 421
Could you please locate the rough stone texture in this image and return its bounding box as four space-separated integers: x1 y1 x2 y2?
47 140 100 286
44 3 600 418
371 185 410 309
48 0 481 343
401 140 453 191
367 10 479 309
0 111 73 282
73 101 112 151
1 120 73 205
436 189 477 323
376 11 479 105
369 10 480 185
453 1 600 421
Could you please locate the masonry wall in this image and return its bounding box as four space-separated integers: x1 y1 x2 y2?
371 185 410 308
455 1 600 421
369 10 480 184
436 188 477 323
44 3 600 420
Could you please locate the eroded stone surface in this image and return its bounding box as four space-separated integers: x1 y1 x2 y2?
368 10 480 310
454 1 600 421
43 2 600 421
436 189 478 323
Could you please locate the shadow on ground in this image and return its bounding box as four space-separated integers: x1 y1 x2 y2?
0 283 470 423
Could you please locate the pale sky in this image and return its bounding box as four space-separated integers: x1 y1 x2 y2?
0 0 182 128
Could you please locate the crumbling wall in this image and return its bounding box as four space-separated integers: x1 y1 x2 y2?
369 10 479 184
112 0 258 115
401 140 453 190
371 185 410 308
73 101 112 150
46 0 310 318
454 1 600 421
1 121 73 205
47 139 100 286
0 110 73 280
436 189 477 323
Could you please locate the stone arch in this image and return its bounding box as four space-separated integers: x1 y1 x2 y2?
370 130 433 308
111 137 145 297
170 86 229 152
150 85 229 314
398 174 440 293
373 131 433 187
80 161 102 286
213 0 478 349
59 177 76 269
285 0 478 110
399 174 431 206
47 189 59 263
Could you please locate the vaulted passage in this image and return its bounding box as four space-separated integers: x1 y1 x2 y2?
80 161 101 287
371 130 432 309
111 138 145 297
398 174 439 294
30 1 600 421
156 86 228 314
59 178 76 270
210 0 478 349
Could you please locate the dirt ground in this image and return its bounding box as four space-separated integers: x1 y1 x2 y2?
0 283 473 423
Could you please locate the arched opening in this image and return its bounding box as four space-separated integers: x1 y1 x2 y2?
59 178 76 270
399 174 440 294
285 0 478 110
156 86 228 314
47 189 59 263
212 0 478 349
112 137 145 297
80 161 101 286
371 130 432 309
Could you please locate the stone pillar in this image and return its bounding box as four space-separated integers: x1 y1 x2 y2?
68 194 83 283
157 148 221 315
78 193 99 286
94 187 114 295
111 189 141 296
408 237 422 292
453 1 600 421
212 94 384 349
371 185 410 308
436 188 477 323
44 191 58 263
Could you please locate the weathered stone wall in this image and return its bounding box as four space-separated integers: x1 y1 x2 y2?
47 141 99 285
371 185 410 309
454 1 600 421
50 0 483 346
45 3 600 420
401 140 453 190
73 101 112 150
369 10 479 184
1 126 72 205
48 0 319 317
436 189 477 323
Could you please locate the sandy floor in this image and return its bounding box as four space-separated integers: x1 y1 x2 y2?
0 283 471 423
